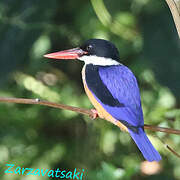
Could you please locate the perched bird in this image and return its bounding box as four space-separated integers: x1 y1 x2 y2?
44 39 161 162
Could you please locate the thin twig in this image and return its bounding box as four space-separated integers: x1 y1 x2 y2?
166 145 180 158
0 97 180 135
0 97 91 116
144 124 180 135
152 134 180 159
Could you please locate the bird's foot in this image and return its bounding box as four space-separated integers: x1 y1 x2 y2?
89 109 99 120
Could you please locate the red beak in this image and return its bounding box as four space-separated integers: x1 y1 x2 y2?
44 48 87 60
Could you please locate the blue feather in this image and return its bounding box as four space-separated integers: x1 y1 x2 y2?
129 128 161 161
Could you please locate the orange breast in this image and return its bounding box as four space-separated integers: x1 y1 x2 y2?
82 65 128 132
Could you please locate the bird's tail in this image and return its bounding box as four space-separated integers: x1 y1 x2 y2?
128 127 161 162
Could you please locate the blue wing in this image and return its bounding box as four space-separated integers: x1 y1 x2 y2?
87 64 144 127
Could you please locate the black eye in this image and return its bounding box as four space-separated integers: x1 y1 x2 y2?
86 45 92 51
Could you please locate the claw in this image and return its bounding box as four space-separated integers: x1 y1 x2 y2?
90 109 99 119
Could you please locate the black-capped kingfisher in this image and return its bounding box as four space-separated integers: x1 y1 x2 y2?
44 39 161 162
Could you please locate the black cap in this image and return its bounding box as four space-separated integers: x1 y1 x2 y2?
80 39 120 61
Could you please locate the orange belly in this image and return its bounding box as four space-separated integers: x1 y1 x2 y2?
82 65 128 132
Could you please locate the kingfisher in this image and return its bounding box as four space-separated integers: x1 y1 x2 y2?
44 39 161 162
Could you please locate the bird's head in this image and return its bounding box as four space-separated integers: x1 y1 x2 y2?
44 39 120 66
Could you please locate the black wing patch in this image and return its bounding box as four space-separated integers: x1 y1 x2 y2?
120 120 143 133
85 64 124 107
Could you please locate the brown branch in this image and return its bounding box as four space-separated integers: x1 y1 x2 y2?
152 134 180 159
144 124 180 135
0 97 180 135
166 144 180 158
165 0 180 38
0 97 91 116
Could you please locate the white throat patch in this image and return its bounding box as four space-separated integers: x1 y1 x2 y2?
78 55 120 66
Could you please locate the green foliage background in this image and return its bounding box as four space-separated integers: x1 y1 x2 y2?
0 0 180 179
